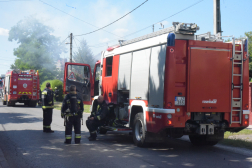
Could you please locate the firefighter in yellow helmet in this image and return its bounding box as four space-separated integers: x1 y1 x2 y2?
54 87 59 102
41 82 54 133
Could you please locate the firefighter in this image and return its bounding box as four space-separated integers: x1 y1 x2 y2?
61 85 83 144
41 82 54 133
86 95 108 141
54 87 59 102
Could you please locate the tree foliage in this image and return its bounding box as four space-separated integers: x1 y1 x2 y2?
8 17 66 83
41 79 63 101
245 32 252 70
73 39 96 71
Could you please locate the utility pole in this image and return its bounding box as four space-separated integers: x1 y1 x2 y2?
70 33 73 63
213 0 222 36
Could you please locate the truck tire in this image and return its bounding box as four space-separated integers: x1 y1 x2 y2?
7 100 11 107
3 101 6 105
189 135 218 146
29 101 37 107
133 113 148 147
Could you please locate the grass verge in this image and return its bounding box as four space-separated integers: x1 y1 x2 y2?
224 129 252 138
54 102 91 113
219 129 252 150
219 139 252 150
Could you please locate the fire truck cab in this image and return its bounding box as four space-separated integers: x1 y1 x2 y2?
63 22 250 147
2 69 40 107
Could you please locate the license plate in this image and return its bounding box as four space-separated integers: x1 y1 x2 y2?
175 97 185 106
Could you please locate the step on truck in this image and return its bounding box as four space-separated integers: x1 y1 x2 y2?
2 69 40 107
63 22 250 147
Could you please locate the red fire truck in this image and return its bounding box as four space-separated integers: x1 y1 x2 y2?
2 69 40 107
63 22 250 147
0 77 4 98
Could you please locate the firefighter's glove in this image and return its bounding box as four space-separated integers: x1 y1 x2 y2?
61 112 64 118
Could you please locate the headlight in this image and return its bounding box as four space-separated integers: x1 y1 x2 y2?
33 92 36 96
13 91 17 94
245 115 249 120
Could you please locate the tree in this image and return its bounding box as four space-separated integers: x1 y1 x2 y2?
245 32 252 70
73 39 96 71
8 17 66 83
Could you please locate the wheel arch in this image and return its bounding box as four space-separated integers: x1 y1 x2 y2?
129 100 147 131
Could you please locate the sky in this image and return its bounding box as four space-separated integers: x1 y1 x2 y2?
0 0 251 75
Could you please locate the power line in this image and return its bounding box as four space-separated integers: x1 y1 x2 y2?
0 0 33 2
74 0 148 37
88 0 204 48
73 37 85 63
74 36 105 48
38 0 120 37
0 58 16 61
60 36 69 45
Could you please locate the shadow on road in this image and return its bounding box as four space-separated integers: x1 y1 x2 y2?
0 113 42 124
0 129 251 168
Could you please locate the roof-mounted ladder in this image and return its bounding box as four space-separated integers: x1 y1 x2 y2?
230 38 245 125
118 22 199 47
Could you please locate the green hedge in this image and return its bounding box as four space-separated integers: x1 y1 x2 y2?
40 79 64 101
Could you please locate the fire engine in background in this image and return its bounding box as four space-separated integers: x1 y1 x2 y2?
2 69 40 107
63 22 250 147
0 75 4 98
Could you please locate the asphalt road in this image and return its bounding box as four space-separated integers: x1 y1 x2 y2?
0 101 251 168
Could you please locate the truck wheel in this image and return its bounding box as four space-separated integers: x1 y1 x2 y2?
97 127 107 134
133 113 148 147
29 101 37 107
3 101 6 105
7 100 11 107
24 102 29 106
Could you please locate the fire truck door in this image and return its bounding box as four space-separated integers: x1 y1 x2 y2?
64 62 93 105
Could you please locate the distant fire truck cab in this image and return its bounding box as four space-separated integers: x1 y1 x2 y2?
2 69 40 107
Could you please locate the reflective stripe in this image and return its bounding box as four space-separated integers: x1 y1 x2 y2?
43 125 51 128
65 113 79 116
42 106 54 109
78 100 81 104
97 105 100 111
67 100 70 104
42 91 47 95
65 135 71 139
75 134 81 138
97 115 101 120
48 101 52 104
69 91 76 94
91 131 96 133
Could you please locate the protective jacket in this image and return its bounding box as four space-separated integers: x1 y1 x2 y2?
61 91 83 118
54 89 59 97
42 88 54 109
93 100 108 121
